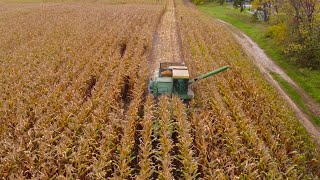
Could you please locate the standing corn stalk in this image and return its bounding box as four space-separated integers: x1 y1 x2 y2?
172 97 198 179
157 96 174 179
137 96 155 179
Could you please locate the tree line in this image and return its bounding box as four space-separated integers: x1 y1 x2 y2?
260 0 320 69
193 0 320 69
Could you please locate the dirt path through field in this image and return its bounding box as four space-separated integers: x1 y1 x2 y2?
149 0 182 70
217 19 320 148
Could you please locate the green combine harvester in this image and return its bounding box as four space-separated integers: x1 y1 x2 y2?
148 62 229 100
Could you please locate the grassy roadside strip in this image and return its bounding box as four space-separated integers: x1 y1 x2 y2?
271 72 320 125
197 3 320 125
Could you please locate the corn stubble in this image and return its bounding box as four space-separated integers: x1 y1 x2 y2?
0 0 320 179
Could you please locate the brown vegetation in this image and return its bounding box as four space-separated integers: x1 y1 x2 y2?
0 0 319 179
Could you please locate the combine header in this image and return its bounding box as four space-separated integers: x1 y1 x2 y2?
148 62 229 100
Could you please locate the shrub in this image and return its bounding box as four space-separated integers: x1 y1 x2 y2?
265 23 287 44
284 25 320 69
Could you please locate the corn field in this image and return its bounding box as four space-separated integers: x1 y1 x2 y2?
0 0 319 179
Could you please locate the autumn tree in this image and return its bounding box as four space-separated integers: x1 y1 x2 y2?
287 0 318 25
252 0 282 21
283 0 320 69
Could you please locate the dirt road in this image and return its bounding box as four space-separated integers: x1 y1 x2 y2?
217 19 320 148
150 0 182 70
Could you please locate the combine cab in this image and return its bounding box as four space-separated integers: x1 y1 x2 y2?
148 62 229 100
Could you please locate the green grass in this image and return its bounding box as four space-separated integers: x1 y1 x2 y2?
272 72 320 125
198 3 320 124
271 73 306 110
